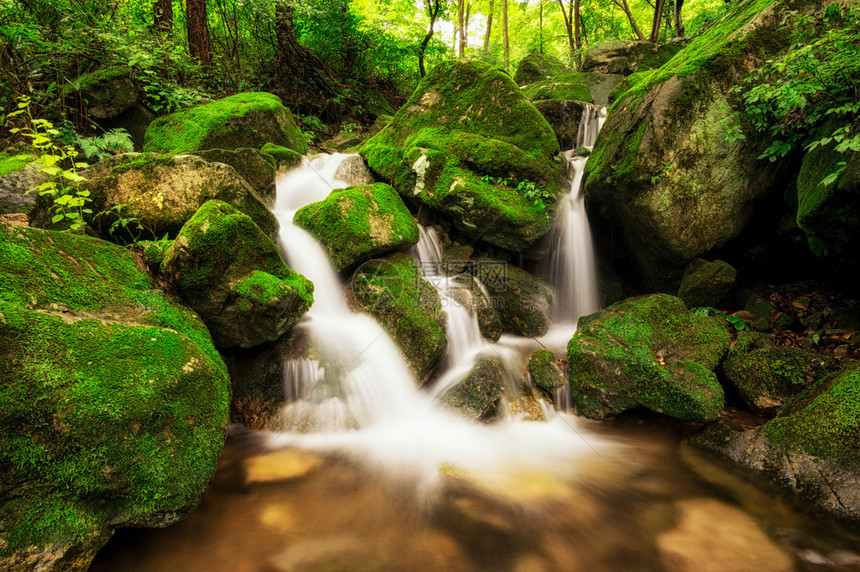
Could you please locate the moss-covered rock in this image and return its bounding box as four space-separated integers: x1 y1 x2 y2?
143 92 307 155
0 156 45 215
260 142 303 171
294 183 419 273
722 342 837 416
349 253 446 383
0 223 230 570
514 52 570 85
476 259 554 337
567 293 730 422
584 0 805 289
192 148 276 202
161 201 313 349
677 258 737 308
688 362 860 524
442 356 505 421
532 100 589 151
582 39 687 75
796 129 860 266
528 349 566 395
360 60 565 254
75 66 137 120
62 152 277 241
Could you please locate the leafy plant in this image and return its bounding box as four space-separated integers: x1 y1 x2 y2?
691 306 751 331
516 180 554 212
5 96 92 232
94 203 166 246
650 160 675 185
76 128 134 161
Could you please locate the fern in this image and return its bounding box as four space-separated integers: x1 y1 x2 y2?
76 128 135 161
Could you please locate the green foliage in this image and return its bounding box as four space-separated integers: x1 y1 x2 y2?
75 128 134 161
691 306 751 331
5 96 91 232
736 3 860 183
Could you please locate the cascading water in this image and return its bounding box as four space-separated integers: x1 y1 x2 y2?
268 153 614 498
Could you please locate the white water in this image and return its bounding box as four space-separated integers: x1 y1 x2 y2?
269 153 615 498
544 104 607 340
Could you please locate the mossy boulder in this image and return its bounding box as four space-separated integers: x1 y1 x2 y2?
688 363 860 524
192 148 277 202
584 0 804 289
528 349 566 395
143 92 307 155
260 142 303 171
294 183 419 273
360 60 565 254
722 338 837 416
62 152 277 241
75 66 137 120
476 259 554 337
349 253 447 383
442 356 505 421
567 293 730 422
0 223 230 571
677 258 737 308
582 39 687 75
514 53 571 85
161 201 313 349
796 130 860 267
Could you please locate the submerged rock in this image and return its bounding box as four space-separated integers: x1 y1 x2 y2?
567 294 730 422
514 52 570 86
477 259 554 337
162 201 313 349
349 253 447 383
584 2 803 289
360 60 564 254
61 153 277 241
294 183 419 273
688 363 860 524
0 223 230 571
143 92 307 155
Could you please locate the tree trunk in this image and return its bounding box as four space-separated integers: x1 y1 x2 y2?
674 0 685 37
419 0 442 78
574 0 582 69
539 0 543 54
556 0 576 65
154 0 173 33
649 0 666 42
613 0 646 41
483 0 495 54
502 0 509 71
186 0 213 67
458 0 466 57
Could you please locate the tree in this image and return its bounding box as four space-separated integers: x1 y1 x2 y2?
154 0 173 33
419 0 444 77
186 0 213 67
649 0 667 42
458 0 466 56
611 0 646 41
502 0 509 71
674 0 685 37
556 0 582 68
483 0 495 54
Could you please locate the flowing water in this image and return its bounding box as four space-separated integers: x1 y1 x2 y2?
91 121 860 570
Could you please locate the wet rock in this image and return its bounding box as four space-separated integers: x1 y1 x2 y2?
144 92 307 155
442 356 506 421
477 259 554 337
294 182 419 273
451 272 502 342
349 253 447 383
0 223 230 571
677 258 737 308
334 154 376 187
192 148 276 202
360 60 564 254
162 200 313 349
528 349 566 395
567 294 730 422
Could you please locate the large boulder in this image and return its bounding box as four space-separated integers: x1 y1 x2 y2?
567 294 730 422
349 253 447 383
161 201 313 349
294 183 419 273
584 1 804 289
688 362 860 524
360 60 565 254
74 66 137 120
0 223 230 571
477 259 554 337
192 148 277 202
143 92 307 155
582 39 687 75
795 134 860 267
513 53 570 86
58 153 278 241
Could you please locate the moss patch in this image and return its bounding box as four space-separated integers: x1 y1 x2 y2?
0 153 30 176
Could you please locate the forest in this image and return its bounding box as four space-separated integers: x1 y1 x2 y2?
1 0 859 570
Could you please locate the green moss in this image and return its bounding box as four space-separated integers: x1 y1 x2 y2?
528 349 565 394
763 364 860 461
350 253 446 383
0 153 30 176
143 92 307 155
442 357 504 421
294 183 418 273
76 66 132 90
514 52 570 85
261 142 303 170
521 74 594 103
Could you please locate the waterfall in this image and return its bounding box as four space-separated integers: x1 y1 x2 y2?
268 154 614 497
547 104 607 324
